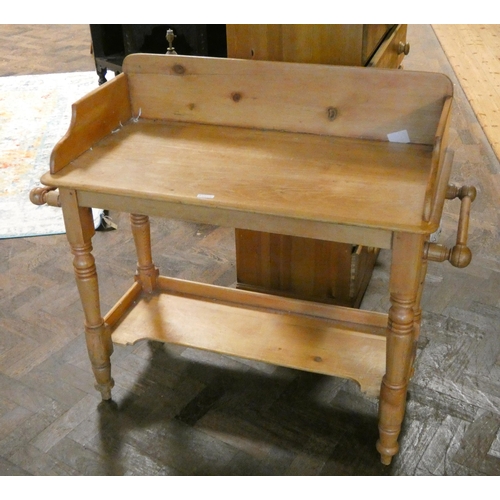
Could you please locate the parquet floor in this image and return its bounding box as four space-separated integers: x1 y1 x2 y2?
433 24 500 161
0 24 499 476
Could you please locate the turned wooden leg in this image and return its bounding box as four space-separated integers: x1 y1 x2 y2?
409 254 428 378
130 214 159 293
377 232 425 465
60 189 114 400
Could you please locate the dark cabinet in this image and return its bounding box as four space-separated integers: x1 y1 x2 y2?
90 24 227 84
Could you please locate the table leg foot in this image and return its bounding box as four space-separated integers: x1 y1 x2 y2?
376 380 405 464
95 380 114 401
85 323 115 400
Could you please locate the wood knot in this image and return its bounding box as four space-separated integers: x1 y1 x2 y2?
327 107 338 121
313 356 323 363
172 64 185 75
232 92 242 102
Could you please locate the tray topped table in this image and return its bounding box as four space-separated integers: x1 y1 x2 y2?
31 54 475 464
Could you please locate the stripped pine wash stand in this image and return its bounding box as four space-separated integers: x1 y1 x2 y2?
30 54 476 464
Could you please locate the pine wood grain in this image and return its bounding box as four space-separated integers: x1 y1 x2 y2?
42 120 436 234
50 74 131 174
123 54 452 145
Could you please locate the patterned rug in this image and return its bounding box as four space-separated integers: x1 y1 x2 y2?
0 71 103 239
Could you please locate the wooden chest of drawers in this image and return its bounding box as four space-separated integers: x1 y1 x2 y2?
227 24 409 307
226 24 407 67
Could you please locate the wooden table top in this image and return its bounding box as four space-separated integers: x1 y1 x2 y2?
42 119 435 234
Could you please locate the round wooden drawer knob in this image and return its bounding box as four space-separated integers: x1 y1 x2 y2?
398 41 410 55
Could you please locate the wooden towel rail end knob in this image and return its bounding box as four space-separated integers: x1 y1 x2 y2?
29 186 61 207
424 184 476 268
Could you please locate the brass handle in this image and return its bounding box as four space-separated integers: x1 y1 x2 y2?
398 41 410 56
166 29 177 55
424 184 476 268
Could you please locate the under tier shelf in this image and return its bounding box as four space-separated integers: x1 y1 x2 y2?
106 277 388 397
